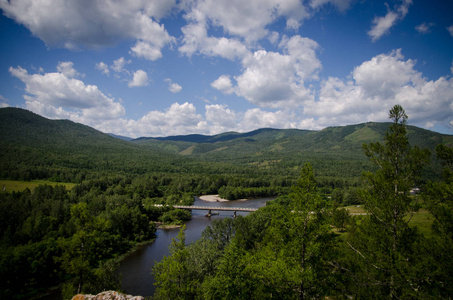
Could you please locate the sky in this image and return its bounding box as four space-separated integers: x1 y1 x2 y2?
0 0 452 138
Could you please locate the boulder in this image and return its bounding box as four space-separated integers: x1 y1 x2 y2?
72 290 144 300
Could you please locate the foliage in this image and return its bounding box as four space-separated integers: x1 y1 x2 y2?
153 163 340 299
422 144 453 297
1 106 452 299
345 105 432 298
0 184 156 299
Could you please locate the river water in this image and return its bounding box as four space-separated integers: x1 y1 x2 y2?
117 196 272 297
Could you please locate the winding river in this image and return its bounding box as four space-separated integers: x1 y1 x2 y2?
117 196 272 297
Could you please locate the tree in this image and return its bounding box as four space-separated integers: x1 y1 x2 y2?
57 202 112 298
153 225 198 299
285 163 337 298
422 144 453 297
231 163 337 299
347 105 431 298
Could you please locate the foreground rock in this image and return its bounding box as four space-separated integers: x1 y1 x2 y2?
72 290 144 300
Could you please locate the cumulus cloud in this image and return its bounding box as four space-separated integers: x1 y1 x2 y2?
56 61 80 78
95 102 302 138
9 63 125 126
95 62 110 75
164 79 182 93
211 75 235 94
304 49 453 129
129 70 149 87
240 109 298 131
130 40 164 61
205 104 239 133
179 22 249 60
179 0 309 59
0 0 175 55
107 102 207 137
415 22 434 34
368 0 412 42
213 35 321 109
182 0 309 42
112 57 130 73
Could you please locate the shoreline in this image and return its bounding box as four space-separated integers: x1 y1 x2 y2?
198 194 249 202
198 194 229 202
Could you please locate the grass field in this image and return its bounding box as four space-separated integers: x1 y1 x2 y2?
343 205 434 238
0 180 76 192
344 205 366 214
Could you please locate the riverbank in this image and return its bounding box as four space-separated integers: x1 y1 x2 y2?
153 222 182 229
198 194 248 202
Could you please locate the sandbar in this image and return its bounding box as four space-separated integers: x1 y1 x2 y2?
198 194 229 202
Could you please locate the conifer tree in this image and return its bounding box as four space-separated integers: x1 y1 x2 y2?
347 105 430 298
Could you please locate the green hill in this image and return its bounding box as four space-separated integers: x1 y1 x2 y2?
133 122 452 180
1 107 452 183
0 108 194 181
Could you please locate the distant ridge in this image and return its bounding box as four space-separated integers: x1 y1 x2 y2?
135 128 312 144
108 133 134 141
1 107 452 182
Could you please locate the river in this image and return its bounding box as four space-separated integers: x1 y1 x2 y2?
117 196 272 297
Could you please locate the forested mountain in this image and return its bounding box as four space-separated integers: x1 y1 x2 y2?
0 107 207 181
2 107 452 183
135 122 451 158
135 120 453 181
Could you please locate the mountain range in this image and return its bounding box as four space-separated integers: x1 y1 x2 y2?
1 107 452 181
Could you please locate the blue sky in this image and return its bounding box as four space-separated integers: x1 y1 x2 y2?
0 0 452 137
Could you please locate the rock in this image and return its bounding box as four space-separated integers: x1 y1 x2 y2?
72 290 144 300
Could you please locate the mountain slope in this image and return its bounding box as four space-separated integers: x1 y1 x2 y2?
1 108 451 182
0 108 193 180
134 122 452 180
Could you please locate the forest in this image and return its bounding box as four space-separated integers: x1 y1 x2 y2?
0 106 452 299
153 105 453 299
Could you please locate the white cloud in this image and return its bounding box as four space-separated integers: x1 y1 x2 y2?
9 63 125 126
95 102 302 138
205 104 239 133
56 61 79 78
310 0 353 12
164 78 182 93
215 35 321 109
240 109 297 131
352 49 418 99
169 83 182 93
211 75 235 94
179 22 249 60
0 0 175 54
182 0 309 42
368 12 399 42
95 62 110 75
130 40 164 61
179 0 310 60
368 0 412 42
128 70 149 87
448 25 453 37
0 94 9 108
112 57 130 73
415 22 434 34
305 49 453 129
109 102 207 137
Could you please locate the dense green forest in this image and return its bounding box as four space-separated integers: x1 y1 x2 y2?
0 106 452 299
153 105 453 299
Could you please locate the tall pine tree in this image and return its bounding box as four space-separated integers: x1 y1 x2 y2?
346 105 430 298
